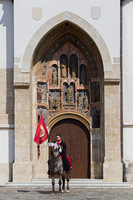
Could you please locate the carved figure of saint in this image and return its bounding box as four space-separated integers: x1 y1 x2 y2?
37 86 42 103
77 93 83 109
55 94 60 111
41 85 46 102
66 86 73 104
37 85 46 103
52 68 58 85
49 93 54 110
83 92 89 109
72 64 77 79
61 59 67 78
81 68 86 85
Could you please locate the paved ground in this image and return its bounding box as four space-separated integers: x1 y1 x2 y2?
0 187 133 200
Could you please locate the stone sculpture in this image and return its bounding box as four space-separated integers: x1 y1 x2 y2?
66 86 73 103
49 93 54 110
83 92 89 109
52 68 58 85
55 94 60 111
61 59 67 78
77 93 83 109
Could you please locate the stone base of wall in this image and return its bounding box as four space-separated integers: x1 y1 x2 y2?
32 162 48 179
91 162 103 179
103 162 123 182
124 162 133 182
0 163 12 184
13 162 33 182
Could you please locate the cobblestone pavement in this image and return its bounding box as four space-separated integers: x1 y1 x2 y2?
0 187 133 200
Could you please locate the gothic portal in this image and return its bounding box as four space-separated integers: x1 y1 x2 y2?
32 22 104 179
13 15 122 182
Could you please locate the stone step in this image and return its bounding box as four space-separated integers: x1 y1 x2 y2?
5 179 132 188
32 178 103 183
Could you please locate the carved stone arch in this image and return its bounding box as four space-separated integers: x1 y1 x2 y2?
16 11 112 86
48 111 91 132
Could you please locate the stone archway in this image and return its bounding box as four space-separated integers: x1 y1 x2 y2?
13 11 122 182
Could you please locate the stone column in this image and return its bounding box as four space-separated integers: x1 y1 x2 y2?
13 87 33 182
122 0 133 182
103 81 122 182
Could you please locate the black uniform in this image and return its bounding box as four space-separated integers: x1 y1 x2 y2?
59 141 70 172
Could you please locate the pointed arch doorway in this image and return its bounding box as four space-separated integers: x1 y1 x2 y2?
49 118 90 178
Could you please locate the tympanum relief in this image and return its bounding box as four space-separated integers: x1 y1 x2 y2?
36 41 100 128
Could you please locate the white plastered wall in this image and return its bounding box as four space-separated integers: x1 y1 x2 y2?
0 0 14 182
0 0 14 69
122 0 133 164
0 129 14 163
14 0 120 65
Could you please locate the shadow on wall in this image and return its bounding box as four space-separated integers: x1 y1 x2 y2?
0 2 14 124
122 0 133 7
0 1 14 172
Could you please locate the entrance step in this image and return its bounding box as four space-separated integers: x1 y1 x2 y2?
5 179 132 188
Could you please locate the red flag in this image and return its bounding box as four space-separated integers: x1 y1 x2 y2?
34 113 48 158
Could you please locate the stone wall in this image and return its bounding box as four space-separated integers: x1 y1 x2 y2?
13 87 33 182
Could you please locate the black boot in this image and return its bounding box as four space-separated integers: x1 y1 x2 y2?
47 169 50 175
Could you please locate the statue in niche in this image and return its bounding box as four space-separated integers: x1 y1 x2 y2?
61 59 67 78
52 68 58 85
37 85 46 103
66 86 73 104
94 110 100 128
81 68 86 85
83 92 89 109
37 85 42 103
77 93 83 109
55 94 60 111
72 64 77 79
41 85 46 102
49 93 54 110
42 64 46 78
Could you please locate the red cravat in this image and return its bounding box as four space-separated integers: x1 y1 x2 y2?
57 140 61 146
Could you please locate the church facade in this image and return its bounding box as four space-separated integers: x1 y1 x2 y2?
0 0 133 184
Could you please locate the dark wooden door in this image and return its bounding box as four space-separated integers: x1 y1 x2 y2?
50 119 90 178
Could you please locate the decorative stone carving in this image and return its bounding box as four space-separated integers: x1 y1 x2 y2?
37 106 47 124
66 86 73 104
77 93 83 109
41 85 46 102
48 93 54 110
72 64 77 79
52 68 58 85
55 94 60 111
83 92 89 109
42 64 46 79
61 59 67 78
37 84 46 103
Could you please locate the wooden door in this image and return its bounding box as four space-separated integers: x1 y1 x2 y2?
50 118 90 178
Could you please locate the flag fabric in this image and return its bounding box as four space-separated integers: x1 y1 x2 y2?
34 112 48 159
